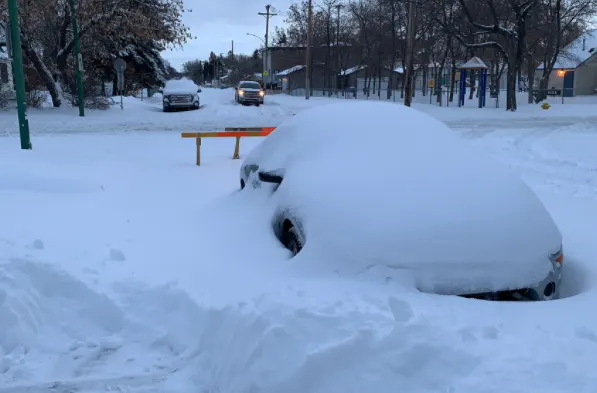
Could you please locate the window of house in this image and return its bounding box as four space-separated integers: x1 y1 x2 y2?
0 63 8 84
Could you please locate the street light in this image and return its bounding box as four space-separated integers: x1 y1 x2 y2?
247 33 267 87
246 32 265 45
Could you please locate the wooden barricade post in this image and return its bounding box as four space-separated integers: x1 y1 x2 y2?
180 127 276 166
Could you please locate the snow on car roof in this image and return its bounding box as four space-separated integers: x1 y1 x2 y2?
245 101 561 294
163 79 199 94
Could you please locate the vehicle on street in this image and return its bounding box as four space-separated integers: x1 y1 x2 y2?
162 79 201 112
239 101 564 301
235 81 265 106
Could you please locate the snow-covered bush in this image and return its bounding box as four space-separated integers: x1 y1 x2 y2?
0 90 12 110
26 89 48 109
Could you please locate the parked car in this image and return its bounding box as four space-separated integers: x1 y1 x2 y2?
235 81 265 106
161 79 201 112
239 101 564 301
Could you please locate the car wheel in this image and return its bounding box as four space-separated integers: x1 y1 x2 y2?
284 226 303 256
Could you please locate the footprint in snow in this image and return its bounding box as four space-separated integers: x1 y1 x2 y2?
109 248 126 262
29 239 44 250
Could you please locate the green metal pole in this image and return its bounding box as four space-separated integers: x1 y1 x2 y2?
69 0 85 117
7 0 31 149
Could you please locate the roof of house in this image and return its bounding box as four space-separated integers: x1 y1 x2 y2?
537 29 597 70
276 65 305 76
339 65 365 76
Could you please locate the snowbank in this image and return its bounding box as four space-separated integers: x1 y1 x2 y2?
246 100 562 295
1 95 597 392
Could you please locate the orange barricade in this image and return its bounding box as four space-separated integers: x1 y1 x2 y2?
181 127 276 166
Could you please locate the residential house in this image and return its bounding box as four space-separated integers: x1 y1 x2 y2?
266 45 363 88
0 22 14 93
352 66 404 92
276 64 328 92
536 29 597 96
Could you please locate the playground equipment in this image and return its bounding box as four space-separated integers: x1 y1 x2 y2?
458 57 489 108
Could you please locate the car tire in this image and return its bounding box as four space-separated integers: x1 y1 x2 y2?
284 226 303 256
240 178 245 190
163 107 169 112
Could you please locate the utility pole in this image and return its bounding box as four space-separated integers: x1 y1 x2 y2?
69 0 85 116
305 0 313 99
7 3 31 149
258 5 276 90
403 0 416 107
336 4 341 92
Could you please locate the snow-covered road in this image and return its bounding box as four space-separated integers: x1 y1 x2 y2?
1 88 597 135
1 89 597 392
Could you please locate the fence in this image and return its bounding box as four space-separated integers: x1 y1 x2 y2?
287 86 581 106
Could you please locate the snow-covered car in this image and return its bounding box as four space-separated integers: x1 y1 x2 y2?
162 79 201 112
239 101 564 301
235 81 265 106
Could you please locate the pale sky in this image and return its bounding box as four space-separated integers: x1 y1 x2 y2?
162 0 294 70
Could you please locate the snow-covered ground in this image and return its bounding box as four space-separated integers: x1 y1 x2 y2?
1 88 597 392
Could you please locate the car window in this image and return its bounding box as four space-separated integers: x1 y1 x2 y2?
239 82 261 89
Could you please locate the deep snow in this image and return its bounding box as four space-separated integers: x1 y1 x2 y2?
1 88 597 392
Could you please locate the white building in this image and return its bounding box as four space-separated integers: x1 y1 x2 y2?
0 21 15 93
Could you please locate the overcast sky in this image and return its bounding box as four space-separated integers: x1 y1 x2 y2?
162 0 294 70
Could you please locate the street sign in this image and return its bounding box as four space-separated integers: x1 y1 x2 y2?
116 72 124 91
113 58 127 72
428 79 435 88
77 53 84 72
113 58 126 110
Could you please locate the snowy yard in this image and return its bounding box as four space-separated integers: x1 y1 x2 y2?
1 88 597 392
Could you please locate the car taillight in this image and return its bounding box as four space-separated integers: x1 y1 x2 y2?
550 247 564 266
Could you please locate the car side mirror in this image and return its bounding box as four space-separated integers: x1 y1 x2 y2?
258 170 284 184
